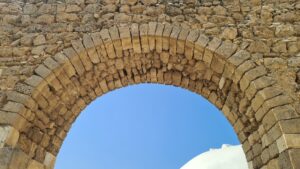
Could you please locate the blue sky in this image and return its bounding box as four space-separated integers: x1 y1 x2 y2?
55 84 240 169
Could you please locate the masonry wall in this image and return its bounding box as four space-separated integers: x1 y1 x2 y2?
0 0 299 169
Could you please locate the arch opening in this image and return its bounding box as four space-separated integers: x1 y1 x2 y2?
55 83 244 169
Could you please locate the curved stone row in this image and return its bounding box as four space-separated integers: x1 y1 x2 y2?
0 23 299 169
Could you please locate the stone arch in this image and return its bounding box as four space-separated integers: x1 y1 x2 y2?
0 22 299 169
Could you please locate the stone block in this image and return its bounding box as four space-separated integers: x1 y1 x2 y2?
232 60 256 84
28 160 45 169
34 65 51 79
172 71 182 86
115 58 125 70
82 34 100 64
169 26 181 56
99 29 116 59
131 24 142 54
279 149 300 169
257 95 293 121
43 57 60 73
211 55 225 74
43 152 56 169
90 32 108 61
140 24 149 53
0 147 14 169
239 66 267 91
53 53 76 78
71 40 93 71
33 93 49 110
150 68 157 82
99 80 109 93
33 35 46 46
261 147 270 164
6 91 36 111
233 119 244 133
248 40 270 54
194 34 209 60
63 47 85 76
269 142 279 159
155 23 164 53
289 149 300 169
214 41 237 59
203 38 222 66
185 29 199 60
9 148 30 169
267 158 280 169
245 76 275 100
121 0 138 5
0 126 19 148
177 28 189 55
279 118 300 134
262 105 299 131
160 52 169 64
0 111 29 132
109 26 123 58
251 86 282 112
54 70 72 89
141 0 157 5
162 23 172 51
37 73 62 95
24 75 44 89
228 50 251 67
148 22 157 51
2 101 25 115
119 26 132 50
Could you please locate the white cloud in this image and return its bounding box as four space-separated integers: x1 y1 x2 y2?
181 144 248 169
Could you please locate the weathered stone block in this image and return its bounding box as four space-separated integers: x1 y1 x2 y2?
28 160 45 169
131 24 142 54
109 27 123 58
99 29 116 59
177 28 189 55
148 22 157 51
140 24 149 53
239 66 267 91
214 41 237 59
169 26 181 56
6 91 36 112
162 23 172 51
267 158 280 169
119 26 132 50
155 23 164 53
251 86 282 112
44 152 56 169
203 38 221 66
0 126 19 148
279 149 300 169
194 34 209 60
141 0 157 5
262 105 299 131
121 0 138 5
82 34 100 64
257 95 293 122
53 53 76 78
63 47 85 76
71 40 93 71
185 30 199 60
245 76 275 100
228 50 251 67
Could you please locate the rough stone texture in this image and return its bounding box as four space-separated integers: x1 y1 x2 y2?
0 0 299 169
